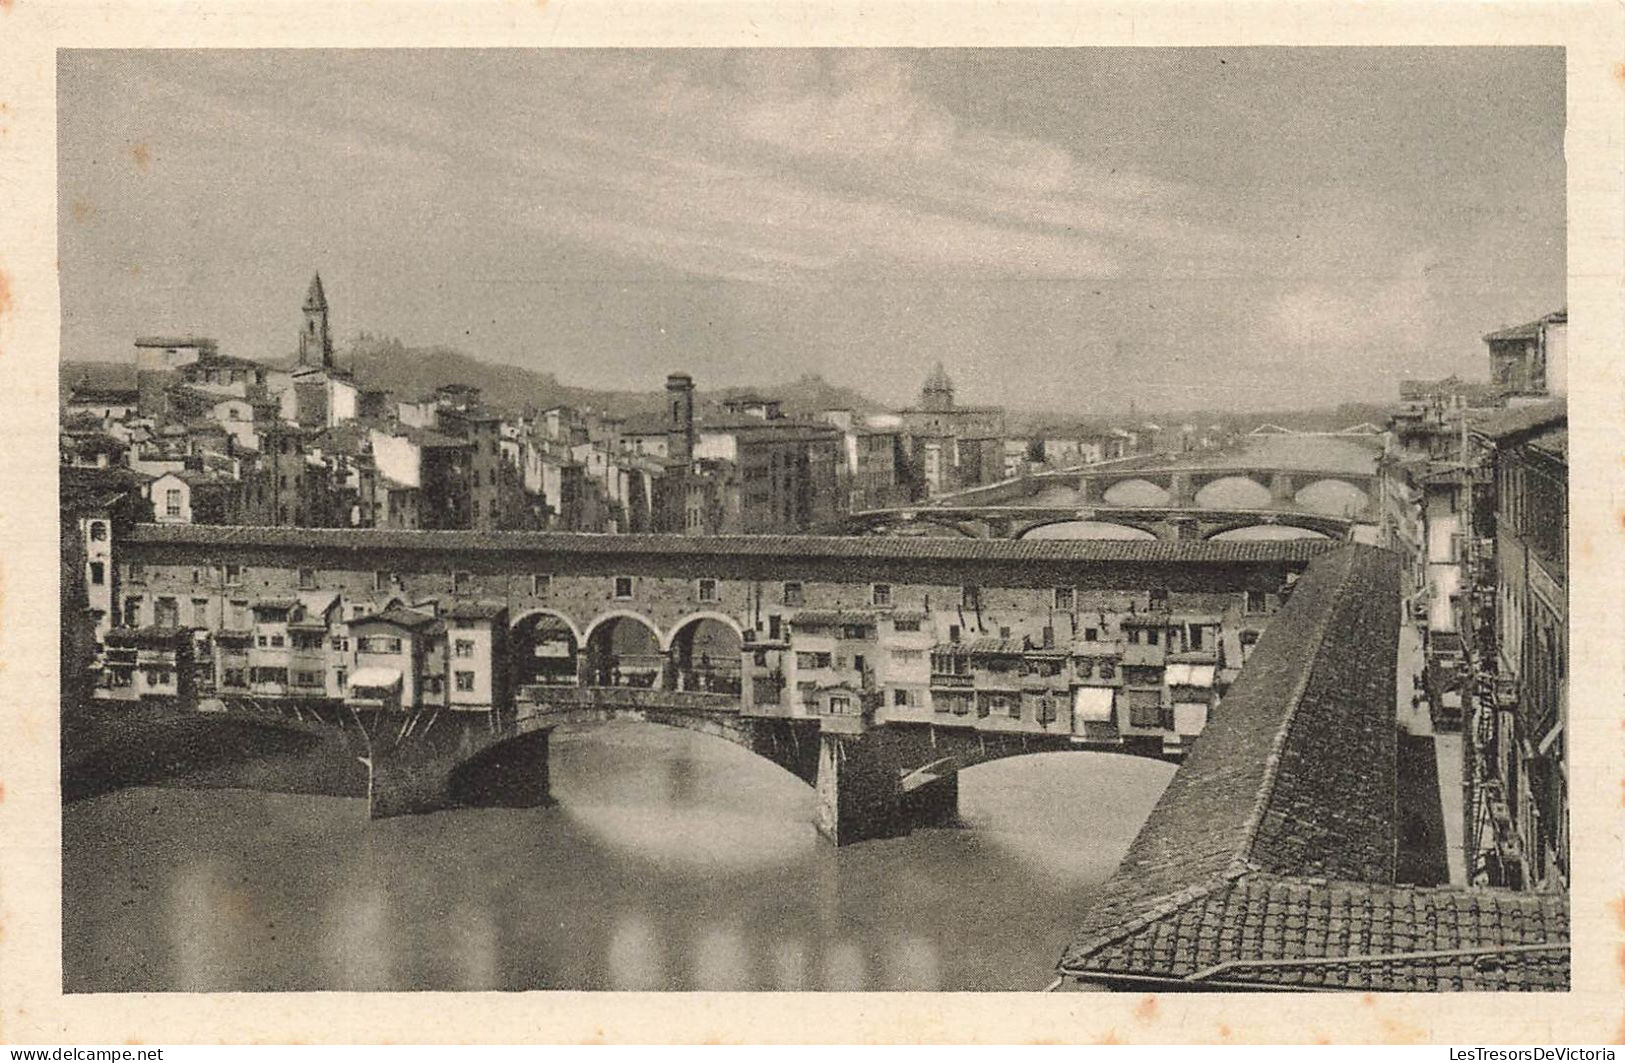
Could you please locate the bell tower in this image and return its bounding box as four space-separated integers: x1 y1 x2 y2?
298 272 334 369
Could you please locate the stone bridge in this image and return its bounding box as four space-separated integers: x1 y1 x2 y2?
112 525 1339 844
854 460 1382 538
842 504 1359 542
368 684 1177 845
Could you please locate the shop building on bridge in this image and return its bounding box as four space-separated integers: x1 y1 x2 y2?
88 524 1332 756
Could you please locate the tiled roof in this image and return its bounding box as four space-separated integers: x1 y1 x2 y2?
789 609 878 627
1059 544 1569 990
121 523 1340 565
1063 873 1568 991
1484 310 1563 343
443 601 508 621
60 466 154 497
67 385 139 402
104 625 190 645
349 606 441 631
1060 547 1407 977
1468 400 1566 442
959 637 1030 656
697 417 841 437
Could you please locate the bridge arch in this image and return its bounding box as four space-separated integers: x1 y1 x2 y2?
1205 521 1331 542
666 613 745 696
1028 483 1082 507
510 609 585 688
1192 475 1272 510
1294 477 1372 518
661 611 745 652
446 709 823 811
582 610 666 689
1016 518 1159 541
1101 478 1172 507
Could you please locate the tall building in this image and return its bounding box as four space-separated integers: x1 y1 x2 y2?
1485 309 1567 402
666 373 696 462
298 272 334 370
1460 400 1567 892
896 364 1007 497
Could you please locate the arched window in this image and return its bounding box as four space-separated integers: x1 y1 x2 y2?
88 521 107 542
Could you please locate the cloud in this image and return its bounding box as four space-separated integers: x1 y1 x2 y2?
138 50 1229 290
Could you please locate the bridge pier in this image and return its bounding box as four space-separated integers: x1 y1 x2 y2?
1270 471 1296 504
901 771 960 829
814 732 962 845
370 711 551 819
815 734 903 845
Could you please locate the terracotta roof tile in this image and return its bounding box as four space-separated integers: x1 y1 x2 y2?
1057 545 1568 990
122 523 1340 565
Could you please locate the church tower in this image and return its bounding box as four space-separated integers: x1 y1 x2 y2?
298 272 334 369
921 362 956 412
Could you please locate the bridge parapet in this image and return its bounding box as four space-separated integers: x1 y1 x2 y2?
517 686 739 715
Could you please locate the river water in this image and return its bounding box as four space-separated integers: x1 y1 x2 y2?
62 721 1173 992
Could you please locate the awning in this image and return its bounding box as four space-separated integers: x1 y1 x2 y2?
348 667 402 691
1166 663 1216 687
1073 685 1115 723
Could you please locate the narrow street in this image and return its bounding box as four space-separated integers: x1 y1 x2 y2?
1395 614 1467 886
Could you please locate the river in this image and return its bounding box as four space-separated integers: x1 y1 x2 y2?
62 721 1173 992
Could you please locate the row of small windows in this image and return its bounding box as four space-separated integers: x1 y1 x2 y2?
115 563 1270 619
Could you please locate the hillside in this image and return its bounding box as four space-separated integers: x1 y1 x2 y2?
61 338 1388 431
61 337 882 421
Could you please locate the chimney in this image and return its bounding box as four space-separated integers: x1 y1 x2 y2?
666 373 695 463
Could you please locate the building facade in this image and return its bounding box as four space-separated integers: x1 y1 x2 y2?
1461 402 1567 892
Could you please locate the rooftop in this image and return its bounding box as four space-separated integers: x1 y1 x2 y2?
788 609 878 627
67 384 139 403
1057 545 1569 991
348 606 442 632
443 601 509 621
697 417 841 436
134 336 217 349
122 523 1342 566
1484 309 1565 344
1062 873 1568 992
1468 400 1566 443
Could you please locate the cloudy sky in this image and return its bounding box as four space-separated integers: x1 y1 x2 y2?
58 48 1564 412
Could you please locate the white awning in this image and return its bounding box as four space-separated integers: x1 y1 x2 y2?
1073 685 1115 723
348 667 402 691
1167 663 1216 687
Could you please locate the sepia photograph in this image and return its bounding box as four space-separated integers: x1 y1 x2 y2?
49 43 1572 1002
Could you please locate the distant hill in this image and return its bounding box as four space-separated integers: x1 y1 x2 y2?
60 337 1388 433
61 335 886 422
1013 401 1394 438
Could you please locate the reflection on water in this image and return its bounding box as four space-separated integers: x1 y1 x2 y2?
63 722 1173 992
